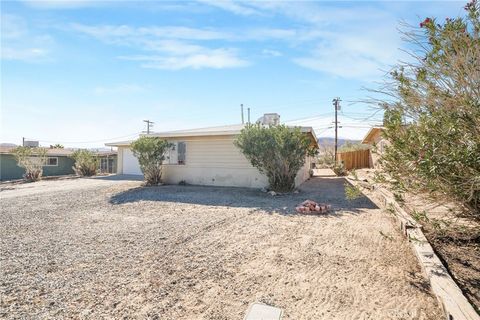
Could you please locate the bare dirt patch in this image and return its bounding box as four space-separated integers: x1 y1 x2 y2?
355 168 480 314
1 176 443 319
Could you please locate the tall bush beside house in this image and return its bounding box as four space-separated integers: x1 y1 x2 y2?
234 124 317 192
13 146 48 182
72 150 98 176
373 1 480 215
130 136 173 186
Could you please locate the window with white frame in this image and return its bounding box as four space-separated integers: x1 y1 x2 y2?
166 142 186 165
45 157 58 166
177 142 186 165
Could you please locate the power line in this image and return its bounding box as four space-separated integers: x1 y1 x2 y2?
340 109 384 122
143 120 154 134
283 112 335 123
27 132 140 144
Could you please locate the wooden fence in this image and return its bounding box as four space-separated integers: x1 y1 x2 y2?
336 149 371 170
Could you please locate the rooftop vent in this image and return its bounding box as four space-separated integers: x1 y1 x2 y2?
23 140 39 147
257 113 280 126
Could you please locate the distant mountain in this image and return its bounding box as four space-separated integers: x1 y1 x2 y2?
317 137 360 147
0 143 18 147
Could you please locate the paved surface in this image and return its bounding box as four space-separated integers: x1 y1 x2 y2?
0 177 442 319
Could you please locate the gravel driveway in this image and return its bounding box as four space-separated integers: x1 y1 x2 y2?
0 176 442 319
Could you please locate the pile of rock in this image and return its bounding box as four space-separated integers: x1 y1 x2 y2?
295 200 332 214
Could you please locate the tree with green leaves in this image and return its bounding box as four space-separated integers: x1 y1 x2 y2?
130 136 173 185
72 149 98 177
234 124 317 192
371 0 480 215
13 146 48 182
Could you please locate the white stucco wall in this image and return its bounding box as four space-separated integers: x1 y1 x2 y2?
118 135 312 188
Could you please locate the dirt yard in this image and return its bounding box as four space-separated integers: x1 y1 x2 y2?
0 176 443 319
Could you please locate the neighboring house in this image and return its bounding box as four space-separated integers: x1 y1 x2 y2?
96 150 117 174
107 113 318 188
0 147 117 181
361 127 387 168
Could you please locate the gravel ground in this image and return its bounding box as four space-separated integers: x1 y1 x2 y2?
0 176 443 319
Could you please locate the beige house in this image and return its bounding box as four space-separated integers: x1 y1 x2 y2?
107 115 318 188
361 126 387 168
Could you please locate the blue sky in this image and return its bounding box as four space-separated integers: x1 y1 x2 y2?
1 0 463 147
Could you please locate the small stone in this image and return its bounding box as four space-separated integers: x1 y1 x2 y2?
268 191 277 196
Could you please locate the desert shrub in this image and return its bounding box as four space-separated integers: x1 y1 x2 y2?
130 136 173 186
234 124 317 192
72 149 98 176
333 162 347 176
316 142 335 168
345 183 363 201
371 1 480 216
338 142 370 152
13 146 47 182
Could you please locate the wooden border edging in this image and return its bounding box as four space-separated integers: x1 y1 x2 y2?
346 177 480 320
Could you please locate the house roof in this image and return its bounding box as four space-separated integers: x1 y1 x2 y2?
0 146 116 157
106 124 319 148
361 127 385 144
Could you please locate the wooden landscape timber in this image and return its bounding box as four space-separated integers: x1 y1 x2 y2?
346 176 480 320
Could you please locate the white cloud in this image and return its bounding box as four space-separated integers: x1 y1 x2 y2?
71 23 228 41
293 27 402 80
196 0 260 16
72 23 250 70
188 1 407 79
69 1 407 75
20 0 103 9
1 14 28 39
1 14 53 61
119 48 249 70
2 47 49 60
262 49 282 57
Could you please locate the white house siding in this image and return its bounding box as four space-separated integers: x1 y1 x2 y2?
118 135 312 188
122 148 143 175
295 155 312 187
162 136 268 188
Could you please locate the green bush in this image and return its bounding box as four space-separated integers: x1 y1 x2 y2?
338 142 370 152
372 1 480 215
13 146 47 182
234 124 317 192
333 162 347 176
72 150 98 177
316 142 335 168
130 136 173 186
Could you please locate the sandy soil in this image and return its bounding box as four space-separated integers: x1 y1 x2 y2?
0 176 443 319
354 168 480 313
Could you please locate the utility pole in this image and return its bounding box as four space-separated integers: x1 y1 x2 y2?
143 120 154 134
241 104 244 124
332 97 341 163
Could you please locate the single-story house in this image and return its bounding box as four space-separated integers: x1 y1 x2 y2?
0 147 117 181
361 126 387 168
106 114 318 188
